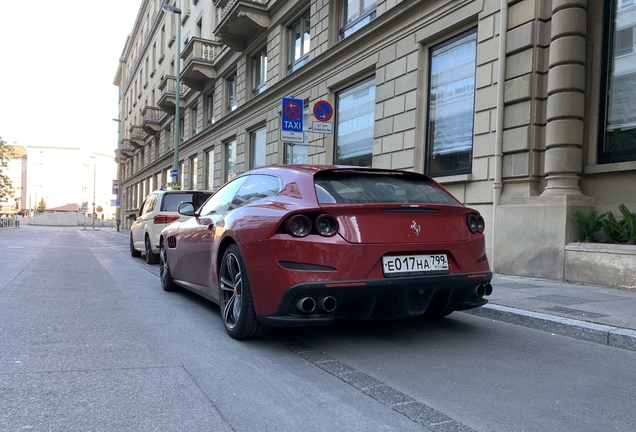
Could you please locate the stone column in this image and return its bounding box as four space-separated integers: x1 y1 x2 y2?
542 0 587 195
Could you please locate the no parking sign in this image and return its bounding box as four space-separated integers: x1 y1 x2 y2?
312 100 333 134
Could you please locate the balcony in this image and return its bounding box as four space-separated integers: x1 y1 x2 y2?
157 75 187 115
141 106 163 135
214 0 270 52
129 125 146 148
180 37 223 90
120 140 135 158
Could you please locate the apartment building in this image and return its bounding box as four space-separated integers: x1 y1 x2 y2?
114 0 636 283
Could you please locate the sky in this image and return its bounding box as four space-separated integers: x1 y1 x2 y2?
0 1 143 155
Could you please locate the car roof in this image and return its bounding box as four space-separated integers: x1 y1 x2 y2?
242 164 433 180
155 189 212 194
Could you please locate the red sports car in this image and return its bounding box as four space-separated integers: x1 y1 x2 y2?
159 165 492 339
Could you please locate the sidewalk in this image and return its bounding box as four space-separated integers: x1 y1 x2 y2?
466 274 636 351
98 229 636 350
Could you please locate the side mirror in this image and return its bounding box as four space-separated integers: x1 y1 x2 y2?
127 214 137 221
178 202 196 216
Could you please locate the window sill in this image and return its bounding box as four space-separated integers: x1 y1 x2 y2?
433 174 472 184
584 161 636 174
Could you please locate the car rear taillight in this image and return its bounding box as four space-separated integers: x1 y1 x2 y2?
285 215 312 237
283 213 339 237
466 214 485 234
154 215 181 224
315 214 338 236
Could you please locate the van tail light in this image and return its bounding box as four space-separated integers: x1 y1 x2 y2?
154 215 181 225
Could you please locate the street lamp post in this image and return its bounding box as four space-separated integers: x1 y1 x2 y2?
113 118 122 231
163 3 182 188
90 156 96 230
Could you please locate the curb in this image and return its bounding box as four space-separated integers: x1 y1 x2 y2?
464 304 636 352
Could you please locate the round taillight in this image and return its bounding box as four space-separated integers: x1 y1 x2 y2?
285 215 312 237
315 214 338 236
476 215 485 234
467 214 478 234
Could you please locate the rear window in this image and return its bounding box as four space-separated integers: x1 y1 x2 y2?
314 171 459 205
160 192 212 211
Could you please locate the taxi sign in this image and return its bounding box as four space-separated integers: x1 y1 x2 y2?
281 97 304 143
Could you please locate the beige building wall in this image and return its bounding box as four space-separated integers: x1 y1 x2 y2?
114 0 636 284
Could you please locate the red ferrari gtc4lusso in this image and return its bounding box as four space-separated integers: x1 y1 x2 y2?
159 165 492 339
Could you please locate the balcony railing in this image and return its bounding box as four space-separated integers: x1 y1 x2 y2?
127 126 146 149
141 106 163 135
157 75 187 115
121 140 135 158
180 37 223 90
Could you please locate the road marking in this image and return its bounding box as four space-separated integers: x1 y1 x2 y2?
280 338 476 431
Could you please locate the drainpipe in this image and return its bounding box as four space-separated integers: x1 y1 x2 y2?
492 0 508 272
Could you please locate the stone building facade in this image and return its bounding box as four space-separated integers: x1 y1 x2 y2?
114 0 636 284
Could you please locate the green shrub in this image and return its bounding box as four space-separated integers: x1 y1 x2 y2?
573 210 606 242
618 204 636 245
602 211 626 243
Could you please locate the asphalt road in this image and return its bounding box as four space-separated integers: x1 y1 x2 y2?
1 226 635 432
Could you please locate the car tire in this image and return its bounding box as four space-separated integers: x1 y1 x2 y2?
145 235 159 265
130 234 141 257
219 244 271 340
159 241 178 292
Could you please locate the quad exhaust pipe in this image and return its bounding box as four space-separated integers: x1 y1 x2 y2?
474 283 493 299
321 296 337 313
296 297 316 313
296 296 338 313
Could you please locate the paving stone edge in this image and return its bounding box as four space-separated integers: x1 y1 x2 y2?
464 304 636 352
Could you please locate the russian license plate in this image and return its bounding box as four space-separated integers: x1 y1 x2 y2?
382 254 449 277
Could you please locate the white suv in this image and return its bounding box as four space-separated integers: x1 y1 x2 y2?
129 189 213 264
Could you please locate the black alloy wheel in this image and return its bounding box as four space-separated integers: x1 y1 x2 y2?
159 241 177 292
219 244 271 339
145 235 159 265
130 234 141 257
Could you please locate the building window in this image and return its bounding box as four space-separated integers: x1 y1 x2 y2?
206 148 214 189
252 48 268 96
340 0 376 39
425 29 477 176
227 74 237 112
206 91 215 125
191 106 198 135
618 0 635 12
250 127 267 168
179 116 185 142
180 161 185 188
165 127 172 155
335 76 375 166
288 12 311 73
598 1 636 164
190 156 199 190
225 140 237 182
